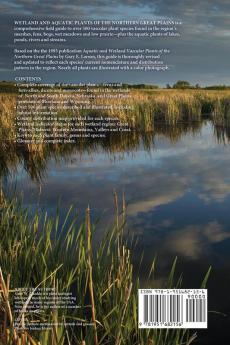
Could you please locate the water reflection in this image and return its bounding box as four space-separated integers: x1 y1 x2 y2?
2 120 230 344
3 120 230 244
2 119 229 183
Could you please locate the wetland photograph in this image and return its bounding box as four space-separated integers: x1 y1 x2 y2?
1 0 230 344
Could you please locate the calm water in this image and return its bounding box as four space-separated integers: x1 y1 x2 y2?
3 121 230 344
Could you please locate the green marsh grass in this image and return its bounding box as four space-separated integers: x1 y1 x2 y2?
0 88 220 344
1 90 230 145
0 89 230 184
0 195 210 345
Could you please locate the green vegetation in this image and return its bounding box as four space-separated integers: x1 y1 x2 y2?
0 90 230 182
121 83 159 89
1 89 230 128
0 195 210 345
1 80 230 93
204 85 230 90
0 82 18 93
0 85 218 345
172 81 192 89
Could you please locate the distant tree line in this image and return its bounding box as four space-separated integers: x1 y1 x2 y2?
204 85 230 90
0 80 230 92
166 80 230 90
121 83 159 89
0 81 18 92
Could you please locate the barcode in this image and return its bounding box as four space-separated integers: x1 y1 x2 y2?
143 295 183 323
139 289 207 328
186 298 206 323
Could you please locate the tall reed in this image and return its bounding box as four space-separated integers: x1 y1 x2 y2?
0 196 210 345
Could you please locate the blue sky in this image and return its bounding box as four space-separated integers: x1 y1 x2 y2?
1 0 230 86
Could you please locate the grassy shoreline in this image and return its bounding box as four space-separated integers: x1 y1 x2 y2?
0 89 229 154
0 89 230 183
0 88 219 344
1 89 230 130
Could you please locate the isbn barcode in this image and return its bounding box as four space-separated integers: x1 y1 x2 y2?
139 289 207 328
